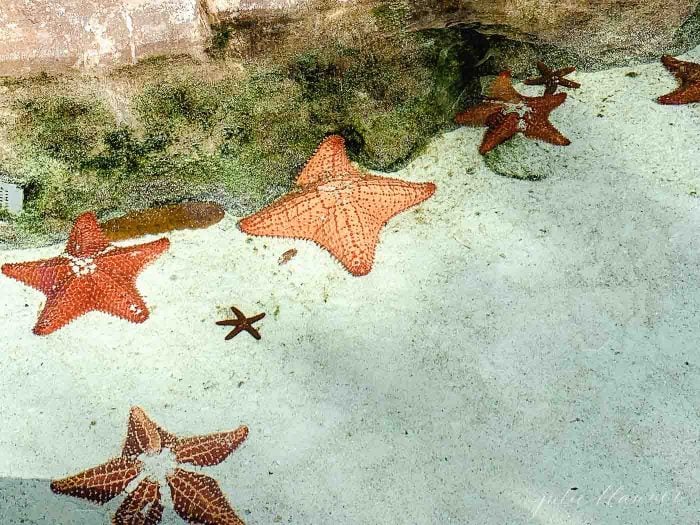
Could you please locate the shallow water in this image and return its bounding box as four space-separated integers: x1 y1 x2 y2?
1 50 699 524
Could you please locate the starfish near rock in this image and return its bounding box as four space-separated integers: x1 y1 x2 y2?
657 55 700 104
524 61 580 95
238 135 436 276
455 71 571 155
1 212 169 335
51 406 249 525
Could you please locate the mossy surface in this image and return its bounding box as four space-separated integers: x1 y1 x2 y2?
0 1 485 247
483 135 559 180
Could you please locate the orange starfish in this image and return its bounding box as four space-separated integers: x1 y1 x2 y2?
455 71 571 154
657 55 700 105
1 212 169 335
51 406 249 525
238 135 436 276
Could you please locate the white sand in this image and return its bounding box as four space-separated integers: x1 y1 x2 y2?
1 49 699 524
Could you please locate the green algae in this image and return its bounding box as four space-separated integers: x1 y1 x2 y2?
483 135 560 180
0 3 484 247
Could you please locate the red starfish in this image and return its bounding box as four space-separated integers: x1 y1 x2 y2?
1 212 169 335
524 61 581 95
51 406 249 525
657 55 700 105
455 71 571 155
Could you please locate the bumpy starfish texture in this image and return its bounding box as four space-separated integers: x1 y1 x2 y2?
1 212 169 335
216 306 266 341
51 406 249 525
657 55 700 105
455 71 571 155
238 135 436 276
524 61 580 95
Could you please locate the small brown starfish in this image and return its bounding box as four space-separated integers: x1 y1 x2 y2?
657 55 700 105
216 306 265 340
524 61 580 95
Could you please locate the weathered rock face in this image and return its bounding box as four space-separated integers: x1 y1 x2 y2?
1 0 698 75
0 0 211 75
406 0 700 65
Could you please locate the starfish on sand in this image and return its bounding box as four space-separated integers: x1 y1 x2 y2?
524 61 581 95
657 55 700 105
238 135 436 276
216 306 265 341
1 212 169 335
456 71 571 155
51 406 249 525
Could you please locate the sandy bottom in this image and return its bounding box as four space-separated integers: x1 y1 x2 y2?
1 48 699 524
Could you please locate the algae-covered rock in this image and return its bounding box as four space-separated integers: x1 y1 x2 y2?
0 1 485 247
483 135 560 181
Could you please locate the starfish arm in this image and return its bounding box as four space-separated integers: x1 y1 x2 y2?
1 257 73 295
247 312 266 324
527 92 567 112
523 76 547 86
355 177 435 227
479 113 520 154
661 54 688 76
173 426 249 467
122 407 164 459
225 326 244 340
91 272 152 324
112 478 164 525
489 71 523 103
32 276 101 335
246 327 262 340
535 61 550 75
51 457 142 505
296 135 361 186
65 212 113 258
455 102 504 126
523 118 571 146
167 469 245 525
657 84 700 105
239 189 330 241
98 238 170 283
215 320 238 327
559 78 581 89
230 306 247 321
322 204 381 276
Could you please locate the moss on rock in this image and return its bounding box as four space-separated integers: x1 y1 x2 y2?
0 1 485 247
483 135 560 180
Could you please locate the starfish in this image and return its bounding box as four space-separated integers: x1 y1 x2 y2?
1 212 169 335
238 135 436 276
216 306 265 341
657 55 700 105
51 406 249 525
455 71 571 155
524 61 581 95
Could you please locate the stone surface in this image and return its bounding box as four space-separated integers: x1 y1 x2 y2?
0 0 699 74
0 0 210 75
407 0 700 65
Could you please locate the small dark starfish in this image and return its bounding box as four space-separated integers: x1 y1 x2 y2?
216 306 265 340
524 61 581 95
